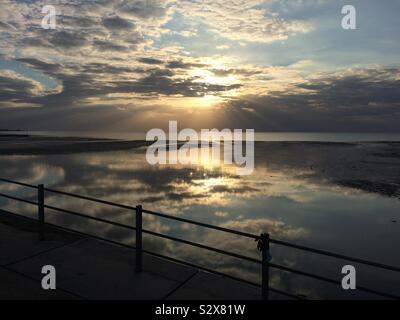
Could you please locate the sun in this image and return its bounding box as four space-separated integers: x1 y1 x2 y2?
201 94 224 106
162 62 242 108
190 68 235 86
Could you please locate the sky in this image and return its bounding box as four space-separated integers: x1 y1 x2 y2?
0 0 399 132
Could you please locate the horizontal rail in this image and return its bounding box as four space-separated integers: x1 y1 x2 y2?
142 229 260 264
44 186 258 240
44 204 136 231
56 225 302 300
270 239 400 273
0 192 37 206
1 183 400 272
268 262 399 300
142 249 304 300
44 187 136 211
144 227 399 299
44 203 261 264
12 199 399 299
20 182 256 240
43 188 400 273
1 210 300 300
143 208 258 240
3 181 398 273
1 178 400 300
0 178 38 189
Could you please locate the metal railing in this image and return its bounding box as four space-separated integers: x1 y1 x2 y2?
0 177 399 300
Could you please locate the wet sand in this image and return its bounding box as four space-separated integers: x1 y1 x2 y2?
254 141 400 200
0 135 150 154
0 135 399 199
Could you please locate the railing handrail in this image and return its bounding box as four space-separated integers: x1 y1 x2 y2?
1 177 400 300
1 177 399 273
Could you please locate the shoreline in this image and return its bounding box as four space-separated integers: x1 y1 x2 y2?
0 135 150 155
0 136 399 200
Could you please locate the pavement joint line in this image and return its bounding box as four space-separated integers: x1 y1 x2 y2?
1 210 263 300
3 237 88 268
1 264 87 300
162 270 200 300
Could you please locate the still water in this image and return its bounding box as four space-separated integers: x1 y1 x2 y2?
3 131 400 142
0 142 399 299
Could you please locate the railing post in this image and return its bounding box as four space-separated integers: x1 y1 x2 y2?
135 205 143 272
38 184 45 241
258 233 270 300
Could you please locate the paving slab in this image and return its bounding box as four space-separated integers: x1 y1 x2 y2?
0 267 79 300
167 271 261 300
8 238 197 300
0 210 268 300
0 210 83 266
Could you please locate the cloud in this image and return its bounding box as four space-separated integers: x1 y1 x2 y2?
16 58 61 74
0 70 54 107
9 55 241 109
0 0 399 132
177 0 313 43
4 51 400 132
223 67 400 132
0 21 17 31
111 67 242 97
48 30 90 48
211 68 262 77
166 59 207 69
93 40 130 52
117 0 169 19
102 15 135 30
138 57 165 65
175 217 308 280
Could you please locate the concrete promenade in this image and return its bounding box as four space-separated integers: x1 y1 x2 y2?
0 210 266 300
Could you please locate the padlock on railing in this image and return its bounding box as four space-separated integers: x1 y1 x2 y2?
256 233 271 300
